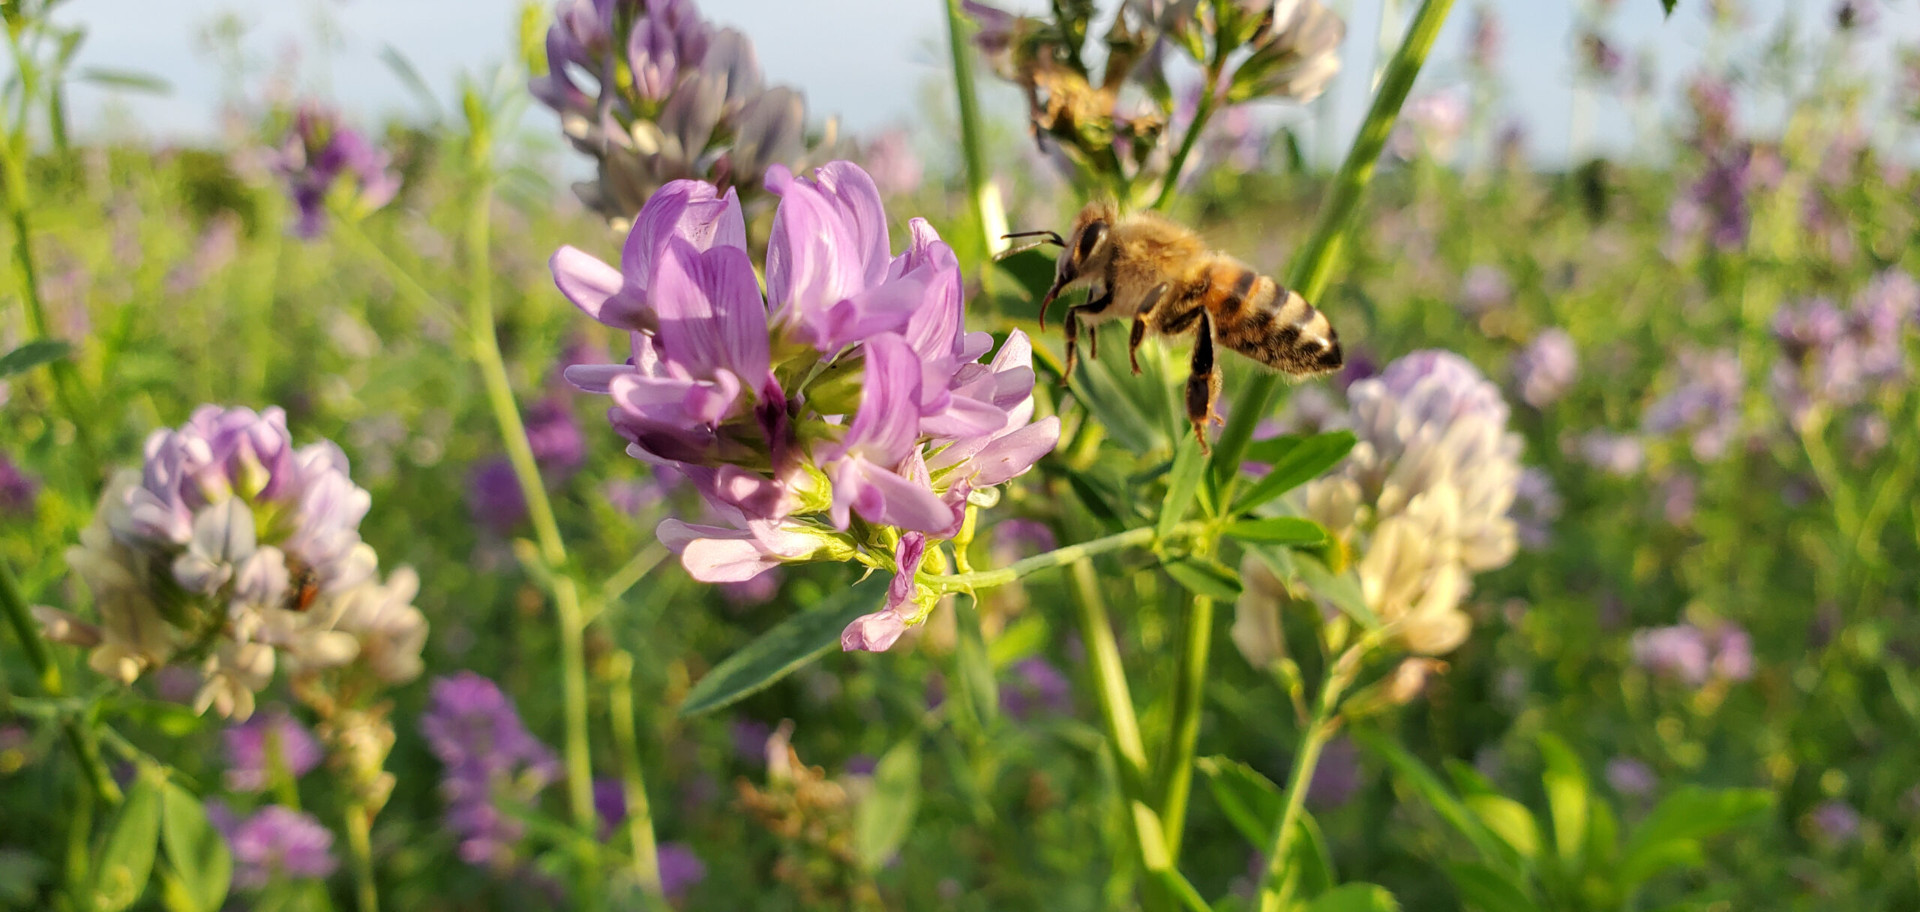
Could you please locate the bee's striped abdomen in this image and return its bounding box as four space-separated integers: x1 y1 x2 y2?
1203 259 1342 377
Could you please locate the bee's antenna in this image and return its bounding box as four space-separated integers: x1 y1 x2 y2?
1001 230 1065 246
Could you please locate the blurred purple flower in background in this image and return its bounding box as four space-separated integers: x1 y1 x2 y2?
211 803 339 889
0 453 36 517
1605 757 1656 797
1811 800 1862 843
223 709 322 792
1391 92 1468 161
1307 737 1361 809
555 162 1058 651
1631 621 1754 687
1000 658 1073 720
1458 264 1512 319
1512 329 1578 408
1643 348 1743 462
466 458 528 534
526 397 587 481
1771 272 1917 431
658 842 708 900
1511 467 1561 550
1570 430 1645 476
420 673 562 867
1468 5 1503 71
270 102 399 239
859 129 924 197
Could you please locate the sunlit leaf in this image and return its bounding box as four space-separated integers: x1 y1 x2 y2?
1537 734 1590 866
160 782 232 912
1221 517 1327 546
1233 431 1356 515
853 738 922 870
1159 440 1207 540
1618 787 1771 886
92 773 163 912
1197 756 1282 847
679 575 887 716
1463 794 1541 862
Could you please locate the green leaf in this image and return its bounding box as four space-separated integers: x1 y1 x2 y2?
1304 883 1401 912
1536 734 1589 866
1353 729 1509 868
1444 862 1540 912
0 848 47 906
1660 0 1677 17
679 574 888 716
1163 556 1241 601
160 782 232 912
1066 470 1132 532
1463 794 1542 862
92 772 163 912
1233 431 1356 515
1618 787 1771 886
1070 355 1167 455
1222 517 1328 546
1196 756 1283 848
1159 435 1208 540
954 597 999 727
853 738 922 870
75 67 171 94
379 45 446 120
992 246 1057 302
1290 552 1379 630
0 339 71 377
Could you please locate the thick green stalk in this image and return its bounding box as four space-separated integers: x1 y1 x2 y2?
1209 0 1456 491
944 0 998 259
1254 645 1362 912
1151 48 1226 212
608 652 664 897
344 801 380 912
1152 594 1212 859
458 142 599 886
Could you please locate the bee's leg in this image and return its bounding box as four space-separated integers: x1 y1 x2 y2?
1061 288 1114 384
1130 283 1170 375
1186 312 1221 454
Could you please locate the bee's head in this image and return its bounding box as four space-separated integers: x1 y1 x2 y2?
1017 201 1114 328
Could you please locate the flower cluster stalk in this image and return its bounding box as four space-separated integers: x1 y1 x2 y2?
459 129 649 899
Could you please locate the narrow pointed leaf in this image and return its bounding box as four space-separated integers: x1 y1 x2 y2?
1304 884 1401 912
680 575 888 716
1163 556 1241 601
1537 734 1589 866
1233 431 1356 515
1159 440 1208 540
1443 862 1540 912
1222 517 1328 546
0 339 71 377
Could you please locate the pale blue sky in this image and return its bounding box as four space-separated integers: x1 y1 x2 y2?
60 0 1920 166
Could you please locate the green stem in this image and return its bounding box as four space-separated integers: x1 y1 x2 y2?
944 0 998 259
608 652 664 898
344 800 380 912
1152 594 1212 860
459 139 599 889
1255 643 1366 912
0 92 99 472
600 542 670 608
0 557 59 696
933 523 1201 592
1209 0 1457 490
1151 60 1224 212
332 215 466 329
1 558 120 805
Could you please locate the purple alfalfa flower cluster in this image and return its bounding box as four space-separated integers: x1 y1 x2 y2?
269 101 400 239
41 406 426 720
1630 620 1754 688
1642 348 1744 463
1771 270 1919 444
1665 73 1785 258
420 673 563 868
207 802 340 890
530 0 835 227
1511 328 1578 410
963 0 1342 190
553 162 1060 652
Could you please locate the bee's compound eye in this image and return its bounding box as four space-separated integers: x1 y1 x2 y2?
1076 221 1108 263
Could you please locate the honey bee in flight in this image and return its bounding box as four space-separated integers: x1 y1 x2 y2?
1005 201 1343 453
